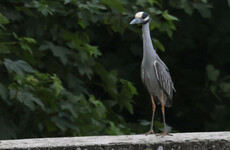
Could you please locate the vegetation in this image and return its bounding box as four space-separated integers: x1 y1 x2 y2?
0 0 229 139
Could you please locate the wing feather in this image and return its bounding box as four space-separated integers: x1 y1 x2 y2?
153 60 175 100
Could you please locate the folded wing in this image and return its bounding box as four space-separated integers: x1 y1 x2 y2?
153 59 176 100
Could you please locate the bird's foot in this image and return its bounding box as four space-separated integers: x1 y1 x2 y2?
145 129 154 135
156 130 172 137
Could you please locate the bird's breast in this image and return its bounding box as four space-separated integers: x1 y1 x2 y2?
141 62 161 95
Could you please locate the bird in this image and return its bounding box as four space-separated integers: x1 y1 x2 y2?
130 11 176 136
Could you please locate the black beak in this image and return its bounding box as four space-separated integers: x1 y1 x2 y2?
130 18 143 25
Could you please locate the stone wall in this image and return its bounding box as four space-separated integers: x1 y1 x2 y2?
0 132 230 150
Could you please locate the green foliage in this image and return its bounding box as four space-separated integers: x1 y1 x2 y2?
206 65 219 82
1 0 227 140
3 59 34 75
39 41 71 65
13 33 36 54
101 0 125 12
95 64 138 114
170 0 212 18
0 0 178 139
0 12 9 27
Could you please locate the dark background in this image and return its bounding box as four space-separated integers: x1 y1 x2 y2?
0 0 230 140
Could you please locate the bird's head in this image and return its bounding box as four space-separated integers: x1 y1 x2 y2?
130 11 150 25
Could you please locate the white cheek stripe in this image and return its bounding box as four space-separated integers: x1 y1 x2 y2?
144 16 149 21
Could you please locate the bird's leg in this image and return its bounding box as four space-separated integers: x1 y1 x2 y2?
161 104 168 134
157 104 172 136
145 95 156 135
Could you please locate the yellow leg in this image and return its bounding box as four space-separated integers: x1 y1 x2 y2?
157 104 172 136
145 95 156 135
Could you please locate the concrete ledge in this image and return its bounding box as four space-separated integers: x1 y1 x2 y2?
0 132 230 150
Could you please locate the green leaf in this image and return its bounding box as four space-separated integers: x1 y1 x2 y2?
78 20 86 29
77 61 94 79
139 120 150 126
19 42 33 54
51 115 79 132
34 71 50 81
152 38 165 52
124 102 133 114
118 79 137 114
89 95 106 118
66 73 86 94
103 99 117 108
228 0 230 7
63 0 71 4
22 37 36 44
106 122 123 135
85 44 102 57
194 3 212 18
181 0 193 15
13 33 37 54
101 0 125 12
51 116 67 131
25 75 39 86
39 41 71 65
158 22 176 38
28 1 55 16
120 79 138 96
162 11 179 21
51 74 64 96
147 0 160 6
206 65 220 82
16 90 45 110
19 37 37 54
3 59 34 75
95 64 118 97
0 13 9 25
61 102 78 118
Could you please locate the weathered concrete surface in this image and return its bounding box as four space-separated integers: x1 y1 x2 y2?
0 132 230 150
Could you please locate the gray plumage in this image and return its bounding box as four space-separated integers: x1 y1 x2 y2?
141 22 175 107
130 11 175 135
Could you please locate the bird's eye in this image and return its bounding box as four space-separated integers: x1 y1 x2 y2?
142 12 149 19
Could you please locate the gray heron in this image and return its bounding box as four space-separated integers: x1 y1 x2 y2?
130 11 176 136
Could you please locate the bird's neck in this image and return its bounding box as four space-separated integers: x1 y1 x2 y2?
142 23 156 61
